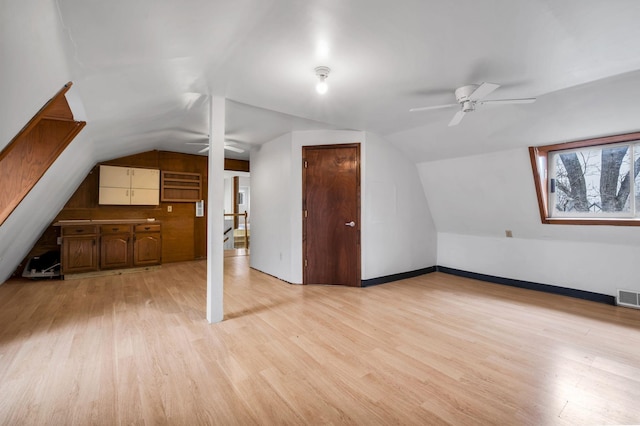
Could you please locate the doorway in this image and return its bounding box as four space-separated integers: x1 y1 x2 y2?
302 143 361 286
224 171 250 256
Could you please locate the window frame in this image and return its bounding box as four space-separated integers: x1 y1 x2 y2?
529 131 640 226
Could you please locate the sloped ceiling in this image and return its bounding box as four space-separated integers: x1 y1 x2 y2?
3 0 640 285
49 0 640 161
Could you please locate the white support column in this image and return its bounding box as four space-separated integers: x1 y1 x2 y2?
207 96 225 323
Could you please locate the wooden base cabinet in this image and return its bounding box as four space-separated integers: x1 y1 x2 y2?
60 221 161 276
61 225 99 274
62 235 98 274
100 225 132 269
134 224 162 266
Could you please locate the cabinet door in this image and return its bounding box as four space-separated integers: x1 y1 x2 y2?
62 236 98 274
134 233 162 266
100 234 132 269
99 187 131 205
99 165 131 188
130 188 159 205
131 168 159 189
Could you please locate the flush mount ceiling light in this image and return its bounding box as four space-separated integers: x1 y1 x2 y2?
315 66 330 94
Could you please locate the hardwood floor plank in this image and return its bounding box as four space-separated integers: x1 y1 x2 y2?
1 260 640 424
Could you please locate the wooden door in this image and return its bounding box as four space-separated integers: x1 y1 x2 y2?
303 144 360 287
134 233 162 266
100 234 132 269
61 236 98 274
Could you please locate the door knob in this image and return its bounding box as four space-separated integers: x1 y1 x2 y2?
345 221 355 227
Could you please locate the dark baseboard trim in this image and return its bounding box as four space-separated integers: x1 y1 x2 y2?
436 266 615 305
361 266 437 287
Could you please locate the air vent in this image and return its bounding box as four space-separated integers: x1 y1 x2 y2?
617 289 640 309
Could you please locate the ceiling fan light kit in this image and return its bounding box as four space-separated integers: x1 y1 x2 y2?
185 138 246 154
410 82 536 126
315 66 331 94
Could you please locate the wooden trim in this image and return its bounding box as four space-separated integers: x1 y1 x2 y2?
0 82 74 165
233 176 239 228
0 107 86 226
529 131 640 226
543 218 640 226
536 131 640 152
224 158 250 172
42 93 75 121
361 266 437 287
302 143 361 287
528 146 549 224
437 266 616 305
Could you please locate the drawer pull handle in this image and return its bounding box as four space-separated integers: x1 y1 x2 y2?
144 226 150 230
75 229 83 233
112 228 119 231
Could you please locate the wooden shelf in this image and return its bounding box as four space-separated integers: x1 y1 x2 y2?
161 171 202 202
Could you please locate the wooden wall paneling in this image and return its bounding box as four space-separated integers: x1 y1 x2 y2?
159 151 208 259
24 150 211 270
62 165 99 209
194 161 208 259
103 151 160 169
160 151 206 173
0 82 85 226
0 82 73 156
42 95 74 121
224 158 250 172
161 203 195 262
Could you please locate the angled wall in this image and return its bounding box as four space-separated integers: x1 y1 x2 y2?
251 130 437 284
417 70 640 298
419 147 640 297
0 0 72 150
0 0 96 284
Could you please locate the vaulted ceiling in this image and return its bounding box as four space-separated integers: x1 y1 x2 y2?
15 1 640 161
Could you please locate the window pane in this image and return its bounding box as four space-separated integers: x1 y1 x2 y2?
552 145 631 216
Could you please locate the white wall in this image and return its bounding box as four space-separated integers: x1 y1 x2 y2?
363 132 437 278
0 134 95 283
418 148 640 296
0 0 71 150
250 133 294 281
290 130 367 283
0 0 99 284
251 129 437 284
223 177 231 214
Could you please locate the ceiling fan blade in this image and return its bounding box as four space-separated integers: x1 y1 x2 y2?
409 103 458 112
448 110 466 126
198 147 209 153
185 141 209 146
224 145 245 153
469 82 500 101
480 98 536 105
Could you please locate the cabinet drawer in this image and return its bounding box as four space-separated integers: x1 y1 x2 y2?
62 225 97 236
134 224 161 233
100 224 132 234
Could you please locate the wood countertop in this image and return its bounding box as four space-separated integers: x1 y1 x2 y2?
54 219 161 226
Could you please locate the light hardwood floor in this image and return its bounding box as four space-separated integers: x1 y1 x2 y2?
1 257 640 425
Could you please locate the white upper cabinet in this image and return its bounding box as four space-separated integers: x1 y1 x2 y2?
99 165 131 189
130 167 160 190
99 165 159 205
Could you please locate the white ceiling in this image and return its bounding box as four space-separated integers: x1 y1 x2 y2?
54 0 640 161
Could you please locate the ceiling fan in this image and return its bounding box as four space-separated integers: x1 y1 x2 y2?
185 138 246 154
409 82 536 126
